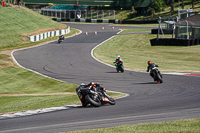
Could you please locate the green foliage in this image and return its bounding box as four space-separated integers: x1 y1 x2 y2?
147 8 155 17
152 0 167 12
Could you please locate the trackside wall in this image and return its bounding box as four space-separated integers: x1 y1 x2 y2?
27 26 70 42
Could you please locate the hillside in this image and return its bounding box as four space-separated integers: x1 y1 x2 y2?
0 5 67 50
114 0 200 20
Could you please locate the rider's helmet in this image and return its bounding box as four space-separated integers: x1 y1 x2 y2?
117 55 121 59
148 61 152 65
91 82 99 87
80 83 85 86
91 82 97 85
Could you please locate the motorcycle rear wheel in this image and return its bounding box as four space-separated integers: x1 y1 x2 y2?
85 94 101 107
120 67 124 73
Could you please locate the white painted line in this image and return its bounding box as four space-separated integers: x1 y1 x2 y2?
0 105 81 119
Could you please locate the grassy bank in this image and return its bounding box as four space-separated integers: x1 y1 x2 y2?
0 7 67 50
94 29 200 73
67 118 200 133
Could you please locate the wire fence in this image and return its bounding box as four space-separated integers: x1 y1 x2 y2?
41 8 115 20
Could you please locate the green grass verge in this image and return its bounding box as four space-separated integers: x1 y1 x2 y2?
0 67 77 94
0 92 124 114
66 118 200 133
94 29 200 73
0 95 79 114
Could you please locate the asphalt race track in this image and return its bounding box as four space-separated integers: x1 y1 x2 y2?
1 23 200 133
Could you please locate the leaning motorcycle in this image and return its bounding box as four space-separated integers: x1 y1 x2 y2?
115 60 124 73
76 84 116 107
58 38 63 43
151 68 163 83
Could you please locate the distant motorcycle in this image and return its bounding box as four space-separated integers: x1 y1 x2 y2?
76 84 116 107
58 38 63 43
58 36 64 43
115 60 124 73
151 68 163 83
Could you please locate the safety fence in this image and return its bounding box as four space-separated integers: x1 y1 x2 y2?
27 26 70 42
150 38 200 46
41 9 116 20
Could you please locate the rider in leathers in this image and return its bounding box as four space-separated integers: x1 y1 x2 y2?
82 82 98 90
76 82 99 107
114 55 124 68
59 34 64 40
147 61 162 80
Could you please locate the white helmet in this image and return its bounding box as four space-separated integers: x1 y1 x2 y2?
117 55 120 59
80 83 85 86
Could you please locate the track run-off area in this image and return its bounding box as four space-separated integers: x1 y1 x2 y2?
0 23 200 133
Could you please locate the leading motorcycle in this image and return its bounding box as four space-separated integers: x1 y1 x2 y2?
76 84 116 107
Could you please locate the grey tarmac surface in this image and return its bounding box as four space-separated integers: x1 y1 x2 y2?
0 23 200 133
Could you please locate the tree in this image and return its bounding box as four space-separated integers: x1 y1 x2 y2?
191 0 195 9
152 0 166 12
182 0 184 9
171 0 174 12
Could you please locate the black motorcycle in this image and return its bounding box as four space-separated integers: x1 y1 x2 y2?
58 37 64 43
76 84 116 107
151 68 163 83
116 60 124 73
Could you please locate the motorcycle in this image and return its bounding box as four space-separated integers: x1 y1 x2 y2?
76 84 116 107
151 68 163 83
115 60 124 73
58 37 64 43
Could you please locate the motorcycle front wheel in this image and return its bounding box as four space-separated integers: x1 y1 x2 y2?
104 93 116 105
120 66 124 73
85 94 101 107
157 73 163 83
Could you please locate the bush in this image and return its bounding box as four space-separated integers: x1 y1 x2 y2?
152 0 167 12
147 8 155 17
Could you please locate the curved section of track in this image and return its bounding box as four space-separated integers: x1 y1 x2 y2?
1 23 200 133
